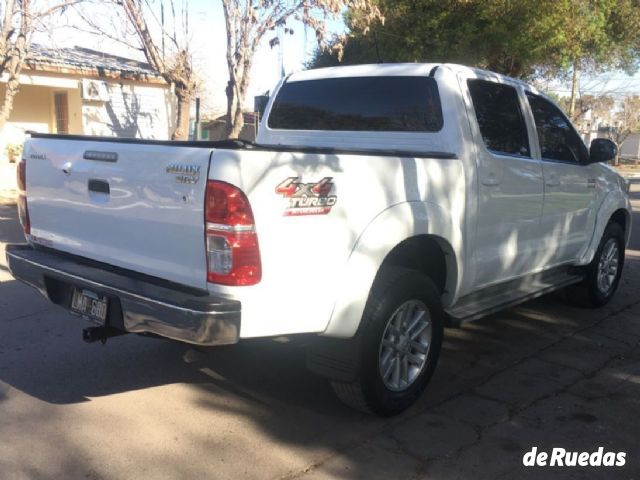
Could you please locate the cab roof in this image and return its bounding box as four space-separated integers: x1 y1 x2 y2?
287 63 534 92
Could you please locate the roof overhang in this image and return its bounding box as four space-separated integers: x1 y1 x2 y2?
23 61 167 85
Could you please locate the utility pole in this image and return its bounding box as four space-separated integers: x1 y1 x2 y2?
569 61 579 120
278 25 285 78
194 97 200 140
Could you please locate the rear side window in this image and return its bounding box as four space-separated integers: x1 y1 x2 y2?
268 76 443 132
525 92 588 163
467 80 530 157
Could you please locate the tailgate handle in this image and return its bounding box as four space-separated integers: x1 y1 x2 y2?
88 179 110 195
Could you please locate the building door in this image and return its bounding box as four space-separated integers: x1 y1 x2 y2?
53 92 69 134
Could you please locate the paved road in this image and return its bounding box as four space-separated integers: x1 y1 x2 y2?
0 184 639 480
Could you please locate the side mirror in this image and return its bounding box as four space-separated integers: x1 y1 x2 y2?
589 138 617 164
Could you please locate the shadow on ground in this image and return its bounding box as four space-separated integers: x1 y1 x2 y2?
0 200 639 479
0 253 638 478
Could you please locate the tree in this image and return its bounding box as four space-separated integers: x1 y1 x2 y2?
221 0 381 139
556 0 640 118
612 95 640 150
310 0 640 108
310 1 570 76
77 0 197 140
119 0 195 140
0 0 83 130
575 94 615 123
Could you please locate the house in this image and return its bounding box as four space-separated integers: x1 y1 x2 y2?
618 133 640 163
0 44 175 161
577 109 640 164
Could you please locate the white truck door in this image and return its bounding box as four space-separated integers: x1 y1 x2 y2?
464 78 545 288
525 92 599 264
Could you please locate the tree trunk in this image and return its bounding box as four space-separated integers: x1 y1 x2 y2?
224 78 236 138
569 61 579 120
225 58 254 140
225 79 246 139
172 88 191 140
227 98 245 139
0 75 20 131
0 36 27 131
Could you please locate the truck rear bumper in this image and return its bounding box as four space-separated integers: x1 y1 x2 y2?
5 244 241 346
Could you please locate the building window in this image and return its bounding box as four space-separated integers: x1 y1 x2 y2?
54 92 69 134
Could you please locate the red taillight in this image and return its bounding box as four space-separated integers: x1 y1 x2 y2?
205 180 261 286
16 159 30 235
17 159 26 191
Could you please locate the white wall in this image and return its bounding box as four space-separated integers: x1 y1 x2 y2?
620 133 640 161
82 81 174 140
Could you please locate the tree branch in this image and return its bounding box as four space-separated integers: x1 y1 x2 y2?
35 0 85 19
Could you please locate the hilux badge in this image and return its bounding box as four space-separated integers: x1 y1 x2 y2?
166 163 200 184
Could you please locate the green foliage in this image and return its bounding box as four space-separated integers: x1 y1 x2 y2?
5 143 22 160
310 0 640 79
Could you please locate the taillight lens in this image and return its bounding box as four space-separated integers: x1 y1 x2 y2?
17 159 26 191
205 180 261 286
16 159 30 236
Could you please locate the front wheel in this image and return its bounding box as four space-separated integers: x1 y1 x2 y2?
331 268 444 416
566 222 625 308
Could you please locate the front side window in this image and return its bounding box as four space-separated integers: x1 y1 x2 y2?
268 76 443 132
467 79 530 157
526 92 588 163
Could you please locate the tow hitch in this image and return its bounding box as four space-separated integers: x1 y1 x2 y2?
82 326 127 344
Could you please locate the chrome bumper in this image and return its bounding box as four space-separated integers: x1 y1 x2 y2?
5 244 241 346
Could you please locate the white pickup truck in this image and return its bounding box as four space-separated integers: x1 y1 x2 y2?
7 64 631 415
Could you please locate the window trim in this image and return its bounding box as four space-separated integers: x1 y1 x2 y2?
524 90 589 166
266 75 445 134
466 78 533 160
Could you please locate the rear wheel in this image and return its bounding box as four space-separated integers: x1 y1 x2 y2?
331 268 443 416
565 222 625 308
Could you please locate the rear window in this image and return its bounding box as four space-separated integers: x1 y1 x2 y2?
268 76 443 132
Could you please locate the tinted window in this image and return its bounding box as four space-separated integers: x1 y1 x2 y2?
526 93 588 163
468 80 530 157
268 76 443 132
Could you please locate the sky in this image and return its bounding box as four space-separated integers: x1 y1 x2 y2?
42 0 640 116
540 71 640 99
46 0 346 116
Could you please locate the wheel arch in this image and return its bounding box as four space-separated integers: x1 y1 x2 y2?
609 208 631 245
374 234 455 297
579 191 632 265
323 201 462 338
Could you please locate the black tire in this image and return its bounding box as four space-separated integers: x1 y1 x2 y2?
331 267 444 416
565 222 625 308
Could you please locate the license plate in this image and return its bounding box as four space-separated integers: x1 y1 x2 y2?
71 288 108 323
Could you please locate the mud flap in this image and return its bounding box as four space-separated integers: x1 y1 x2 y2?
305 334 363 383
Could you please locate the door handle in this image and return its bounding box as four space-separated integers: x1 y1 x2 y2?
481 172 500 186
587 178 596 188
545 177 560 187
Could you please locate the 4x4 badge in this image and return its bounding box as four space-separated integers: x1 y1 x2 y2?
276 177 337 216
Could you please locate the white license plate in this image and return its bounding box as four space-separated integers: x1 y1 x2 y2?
70 288 108 323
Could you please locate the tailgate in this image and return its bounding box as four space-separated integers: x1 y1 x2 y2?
24 137 211 289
